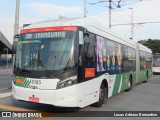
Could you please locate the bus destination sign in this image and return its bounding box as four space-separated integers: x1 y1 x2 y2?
25 32 66 40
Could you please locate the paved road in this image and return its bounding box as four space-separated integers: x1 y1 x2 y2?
0 74 12 90
0 75 160 120
0 63 12 91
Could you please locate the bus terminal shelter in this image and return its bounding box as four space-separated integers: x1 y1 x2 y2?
0 31 12 67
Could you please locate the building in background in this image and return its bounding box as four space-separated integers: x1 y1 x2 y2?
0 31 12 68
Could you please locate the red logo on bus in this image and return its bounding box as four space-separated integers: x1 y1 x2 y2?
16 78 23 84
85 68 95 78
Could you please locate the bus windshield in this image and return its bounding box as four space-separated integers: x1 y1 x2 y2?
153 56 160 67
15 31 76 72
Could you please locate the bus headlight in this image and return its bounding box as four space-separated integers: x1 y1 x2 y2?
57 76 77 89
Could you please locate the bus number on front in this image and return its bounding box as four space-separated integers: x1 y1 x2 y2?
31 80 41 85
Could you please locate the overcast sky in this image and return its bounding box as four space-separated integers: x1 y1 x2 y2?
0 0 160 44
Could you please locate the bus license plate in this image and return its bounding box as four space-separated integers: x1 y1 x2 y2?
29 97 39 103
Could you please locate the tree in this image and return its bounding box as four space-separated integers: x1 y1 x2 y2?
138 39 160 54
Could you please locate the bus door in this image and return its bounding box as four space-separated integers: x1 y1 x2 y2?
78 31 96 82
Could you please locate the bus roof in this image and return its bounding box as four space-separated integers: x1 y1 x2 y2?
138 43 152 53
22 17 152 52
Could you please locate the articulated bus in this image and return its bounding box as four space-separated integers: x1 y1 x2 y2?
153 54 160 74
12 18 152 108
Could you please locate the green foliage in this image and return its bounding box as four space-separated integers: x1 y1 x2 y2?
138 39 160 53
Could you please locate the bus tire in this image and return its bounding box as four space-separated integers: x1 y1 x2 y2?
126 76 132 92
92 83 105 107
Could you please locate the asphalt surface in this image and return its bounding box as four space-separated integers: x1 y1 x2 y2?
0 74 12 91
0 74 160 120
0 64 12 92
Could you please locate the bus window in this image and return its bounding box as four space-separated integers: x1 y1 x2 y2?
96 35 106 72
106 40 115 75
84 33 95 60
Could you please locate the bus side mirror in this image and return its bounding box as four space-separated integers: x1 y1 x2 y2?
12 34 19 54
12 41 17 54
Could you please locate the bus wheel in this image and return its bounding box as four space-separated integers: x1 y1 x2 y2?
126 76 132 92
92 83 105 107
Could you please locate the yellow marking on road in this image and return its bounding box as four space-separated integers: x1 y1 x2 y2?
0 105 53 120
0 105 34 111
35 112 53 120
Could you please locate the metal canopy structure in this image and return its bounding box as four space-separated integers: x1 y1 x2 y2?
0 31 12 54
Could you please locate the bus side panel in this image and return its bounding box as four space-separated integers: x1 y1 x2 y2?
120 71 136 91
139 51 152 82
77 75 106 108
111 70 136 96
139 68 152 82
148 68 152 79
139 69 147 82
132 71 137 86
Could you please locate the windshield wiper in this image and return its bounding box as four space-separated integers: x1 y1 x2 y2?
63 58 74 71
19 59 35 74
37 60 55 78
20 58 36 70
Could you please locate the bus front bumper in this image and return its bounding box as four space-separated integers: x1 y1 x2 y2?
12 82 78 107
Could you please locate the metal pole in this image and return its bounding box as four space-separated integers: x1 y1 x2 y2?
12 0 20 72
131 8 133 40
109 0 112 28
7 48 8 71
129 8 133 40
136 42 140 83
84 0 86 17
14 0 20 42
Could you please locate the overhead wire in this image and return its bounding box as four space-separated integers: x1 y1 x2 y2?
109 1 160 39
79 0 160 39
141 25 160 38
134 23 160 39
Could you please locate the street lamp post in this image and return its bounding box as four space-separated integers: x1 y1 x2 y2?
109 0 112 28
14 0 20 42
129 8 133 40
84 0 86 17
12 0 20 71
